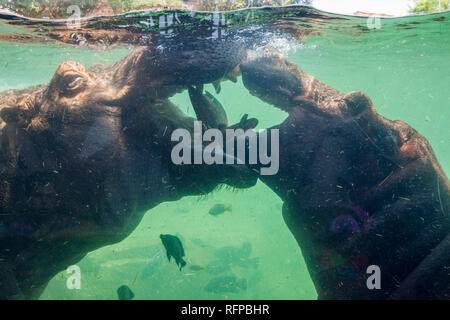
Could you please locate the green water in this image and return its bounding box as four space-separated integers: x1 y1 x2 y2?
0 7 449 300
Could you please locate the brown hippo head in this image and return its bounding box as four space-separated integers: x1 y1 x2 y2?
241 54 450 299
0 46 257 299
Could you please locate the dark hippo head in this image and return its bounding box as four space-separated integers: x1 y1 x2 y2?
0 45 256 299
239 53 450 300
150 37 247 87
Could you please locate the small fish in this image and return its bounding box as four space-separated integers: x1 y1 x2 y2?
188 264 204 272
117 285 134 300
160 234 187 270
228 114 259 131
204 275 247 294
209 204 232 216
141 249 164 279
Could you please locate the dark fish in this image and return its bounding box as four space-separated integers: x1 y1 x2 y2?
228 114 259 131
117 285 134 300
188 264 204 272
160 234 187 270
204 275 247 294
209 203 232 216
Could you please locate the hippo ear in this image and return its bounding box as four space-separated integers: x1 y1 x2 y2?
0 93 39 127
343 91 374 116
343 91 381 134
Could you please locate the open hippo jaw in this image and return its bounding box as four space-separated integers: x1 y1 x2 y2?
16 46 255 184
0 46 257 299
241 54 349 118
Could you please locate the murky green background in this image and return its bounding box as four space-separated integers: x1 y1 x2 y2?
0 9 448 300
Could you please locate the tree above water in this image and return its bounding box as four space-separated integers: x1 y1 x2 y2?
0 0 314 18
409 0 450 14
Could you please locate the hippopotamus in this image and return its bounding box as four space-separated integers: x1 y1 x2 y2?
240 53 450 299
0 45 257 299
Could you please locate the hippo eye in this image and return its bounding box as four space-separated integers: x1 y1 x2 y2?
67 76 80 88
61 73 85 93
66 76 82 88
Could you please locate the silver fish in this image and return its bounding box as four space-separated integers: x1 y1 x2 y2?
140 249 164 279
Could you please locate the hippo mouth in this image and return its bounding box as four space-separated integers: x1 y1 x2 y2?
149 37 247 87
240 56 303 112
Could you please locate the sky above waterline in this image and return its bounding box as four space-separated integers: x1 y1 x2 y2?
313 0 414 16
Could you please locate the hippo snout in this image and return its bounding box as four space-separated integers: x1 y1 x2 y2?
241 57 303 111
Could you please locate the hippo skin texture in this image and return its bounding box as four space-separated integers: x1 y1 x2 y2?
0 47 256 299
241 54 450 300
